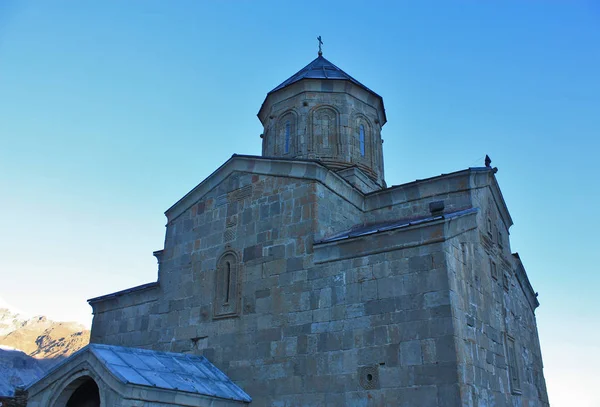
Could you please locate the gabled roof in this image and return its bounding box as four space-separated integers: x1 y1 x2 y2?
269 55 382 98
29 344 251 403
164 154 365 222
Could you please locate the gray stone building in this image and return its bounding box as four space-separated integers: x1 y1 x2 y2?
40 52 550 406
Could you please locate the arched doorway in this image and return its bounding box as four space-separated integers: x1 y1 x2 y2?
66 378 100 407
53 376 101 407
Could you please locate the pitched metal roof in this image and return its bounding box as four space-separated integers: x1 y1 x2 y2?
269 55 382 98
90 344 251 402
316 208 478 244
30 344 251 403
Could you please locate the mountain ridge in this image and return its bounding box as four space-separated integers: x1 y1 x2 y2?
0 307 90 359
0 306 90 397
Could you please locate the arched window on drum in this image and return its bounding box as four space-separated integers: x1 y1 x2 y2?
279 112 296 156
356 119 371 162
285 121 291 154
359 124 366 157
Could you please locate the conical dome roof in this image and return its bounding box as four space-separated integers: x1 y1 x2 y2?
260 54 386 125
269 55 381 99
257 53 388 187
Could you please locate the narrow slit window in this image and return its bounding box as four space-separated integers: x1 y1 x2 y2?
359 124 365 156
322 115 330 148
224 261 231 303
284 121 291 154
490 258 498 280
506 335 522 393
214 252 240 319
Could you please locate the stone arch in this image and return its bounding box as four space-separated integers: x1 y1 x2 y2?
276 109 298 156
213 249 241 319
50 370 103 407
310 105 340 157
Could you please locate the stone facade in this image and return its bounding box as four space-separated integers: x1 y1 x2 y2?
85 54 549 406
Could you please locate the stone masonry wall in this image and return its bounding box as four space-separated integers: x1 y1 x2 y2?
364 171 474 225
90 288 159 347
89 165 548 406
90 170 466 406
225 241 462 406
445 186 549 406
314 182 362 242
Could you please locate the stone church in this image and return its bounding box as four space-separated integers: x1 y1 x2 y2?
26 50 549 406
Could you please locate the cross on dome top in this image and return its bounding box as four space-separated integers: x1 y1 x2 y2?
317 35 323 56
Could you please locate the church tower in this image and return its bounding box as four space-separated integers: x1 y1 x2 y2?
258 50 387 190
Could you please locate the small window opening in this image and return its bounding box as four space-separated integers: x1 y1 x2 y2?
224 261 231 303
359 124 365 156
509 345 520 386
214 251 240 319
506 335 522 393
322 115 330 148
284 121 291 154
490 258 498 280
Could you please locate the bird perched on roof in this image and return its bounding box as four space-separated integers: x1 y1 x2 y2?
485 155 492 168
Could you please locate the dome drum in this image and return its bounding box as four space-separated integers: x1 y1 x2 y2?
258 56 387 187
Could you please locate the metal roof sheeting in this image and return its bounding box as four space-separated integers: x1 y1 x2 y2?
89 344 251 403
316 208 478 244
269 55 381 98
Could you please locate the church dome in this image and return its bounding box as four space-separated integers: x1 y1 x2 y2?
258 54 387 188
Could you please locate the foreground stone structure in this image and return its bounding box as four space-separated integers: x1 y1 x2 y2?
26 344 250 407
74 53 548 406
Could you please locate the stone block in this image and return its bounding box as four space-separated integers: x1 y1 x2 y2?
364 298 397 316
400 340 423 366
359 280 378 302
358 346 386 365
414 362 458 385
377 275 403 299
421 338 436 364
435 335 458 363
424 290 450 308
243 244 263 262
286 257 304 272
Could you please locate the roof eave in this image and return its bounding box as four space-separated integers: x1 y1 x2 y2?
87 282 159 304
258 78 387 126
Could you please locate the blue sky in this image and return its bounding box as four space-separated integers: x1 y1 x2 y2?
0 1 598 406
